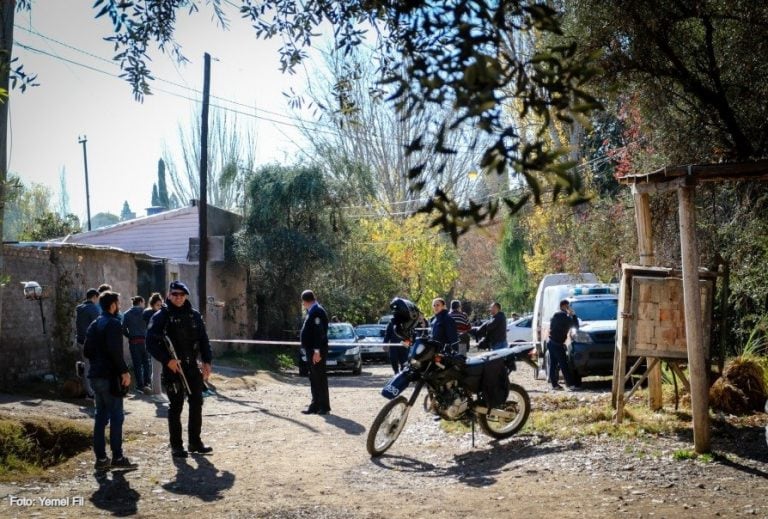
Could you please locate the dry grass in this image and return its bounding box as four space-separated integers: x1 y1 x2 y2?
710 357 767 414
528 392 692 440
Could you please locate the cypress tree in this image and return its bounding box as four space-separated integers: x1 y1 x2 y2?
157 158 170 208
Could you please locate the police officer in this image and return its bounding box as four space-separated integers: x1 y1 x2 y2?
547 299 579 391
147 281 213 458
300 289 331 415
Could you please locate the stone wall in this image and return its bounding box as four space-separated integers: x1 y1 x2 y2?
0 243 136 388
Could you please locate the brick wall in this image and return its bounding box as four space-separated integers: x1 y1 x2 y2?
0 243 137 388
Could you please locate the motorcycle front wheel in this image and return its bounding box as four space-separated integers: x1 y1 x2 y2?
477 383 530 439
366 396 409 457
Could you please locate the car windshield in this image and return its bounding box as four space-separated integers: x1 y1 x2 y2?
329 324 355 340
356 327 382 338
571 299 618 321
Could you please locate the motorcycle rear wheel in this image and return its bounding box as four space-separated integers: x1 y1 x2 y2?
366 396 409 457
477 383 530 439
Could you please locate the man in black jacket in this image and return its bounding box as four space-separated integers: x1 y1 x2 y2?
547 299 579 390
85 291 135 470
300 289 331 415
147 281 213 458
476 302 508 351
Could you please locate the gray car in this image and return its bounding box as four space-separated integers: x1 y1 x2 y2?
355 324 387 362
297 322 362 376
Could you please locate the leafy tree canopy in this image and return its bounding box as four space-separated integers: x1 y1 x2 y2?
19 212 80 241
568 0 768 164
91 0 598 240
360 214 459 312
236 163 340 336
90 212 120 229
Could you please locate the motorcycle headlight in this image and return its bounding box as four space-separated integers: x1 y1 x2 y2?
346 346 360 356
572 330 593 344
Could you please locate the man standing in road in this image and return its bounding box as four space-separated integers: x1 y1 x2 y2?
430 298 458 347
147 281 213 458
300 289 331 415
547 299 579 391
75 288 100 398
84 291 136 470
448 300 472 355
476 302 508 351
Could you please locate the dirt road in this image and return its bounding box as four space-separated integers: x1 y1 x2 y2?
0 364 766 518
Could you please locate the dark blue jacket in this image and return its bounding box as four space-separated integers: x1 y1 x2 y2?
85 312 129 379
300 302 329 355
75 300 100 345
430 309 458 346
122 306 147 339
383 321 397 343
146 299 212 366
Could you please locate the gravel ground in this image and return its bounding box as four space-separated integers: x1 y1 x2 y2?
0 361 766 518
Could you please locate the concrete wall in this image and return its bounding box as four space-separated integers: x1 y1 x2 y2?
171 262 250 356
0 243 136 387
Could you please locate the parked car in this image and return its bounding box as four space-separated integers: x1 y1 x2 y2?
355 324 387 362
378 314 393 325
506 314 533 344
297 322 362 376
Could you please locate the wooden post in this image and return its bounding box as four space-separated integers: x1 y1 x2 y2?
612 268 630 419
633 190 663 410
677 182 710 453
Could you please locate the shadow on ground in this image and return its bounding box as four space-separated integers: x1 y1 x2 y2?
162 454 235 501
372 435 582 487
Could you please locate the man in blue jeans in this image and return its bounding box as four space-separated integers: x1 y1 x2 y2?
85 291 136 470
547 299 579 391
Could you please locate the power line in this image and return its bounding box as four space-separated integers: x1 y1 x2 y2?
16 27 636 194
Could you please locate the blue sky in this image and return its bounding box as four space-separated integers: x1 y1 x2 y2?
10 2 318 221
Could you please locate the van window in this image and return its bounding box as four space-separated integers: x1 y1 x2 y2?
570 299 618 321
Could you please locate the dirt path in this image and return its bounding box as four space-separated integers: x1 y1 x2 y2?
0 364 766 518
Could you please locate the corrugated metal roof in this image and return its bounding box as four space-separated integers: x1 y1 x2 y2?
61 204 240 262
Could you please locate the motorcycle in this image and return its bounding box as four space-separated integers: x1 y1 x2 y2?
366 298 531 457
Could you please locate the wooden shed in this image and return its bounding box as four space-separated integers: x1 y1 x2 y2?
615 159 768 453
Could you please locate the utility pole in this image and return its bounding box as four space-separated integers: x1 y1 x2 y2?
78 135 92 231
198 53 211 316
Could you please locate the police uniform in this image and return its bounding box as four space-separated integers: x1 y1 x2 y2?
147 281 213 457
301 300 330 414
